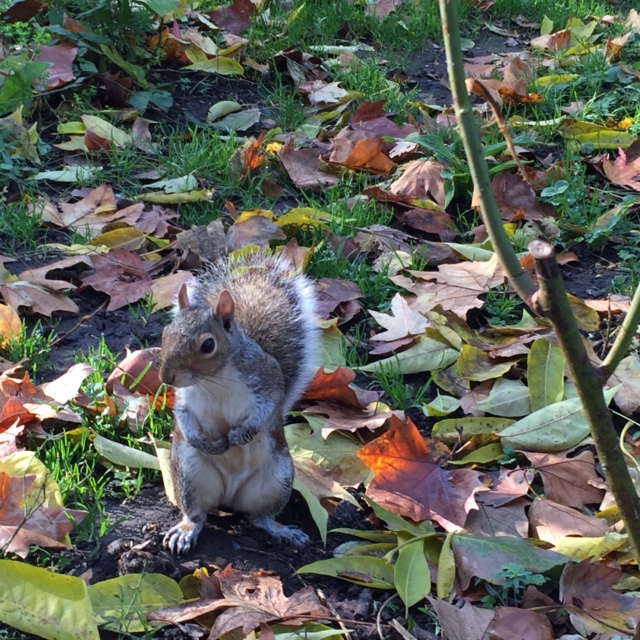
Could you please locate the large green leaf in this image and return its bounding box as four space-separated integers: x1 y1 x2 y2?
88 574 183 633
297 556 395 589
394 537 431 612
356 337 458 375
476 378 531 417
527 338 565 411
0 559 99 640
500 387 618 452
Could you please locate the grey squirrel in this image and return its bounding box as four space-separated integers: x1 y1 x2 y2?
159 251 320 553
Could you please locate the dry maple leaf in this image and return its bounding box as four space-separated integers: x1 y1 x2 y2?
596 143 640 191
0 471 86 557
529 497 608 544
560 560 640 636
81 251 157 311
358 415 488 530
523 451 604 508
369 293 428 343
148 565 329 638
304 366 378 408
329 133 395 175
33 43 77 89
279 141 339 191
389 160 447 208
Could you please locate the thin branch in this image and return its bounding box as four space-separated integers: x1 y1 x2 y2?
599 283 640 382
529 240 640 563
438 0 537 304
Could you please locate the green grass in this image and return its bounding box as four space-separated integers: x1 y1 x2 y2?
490 0 635 24
0 320 57 383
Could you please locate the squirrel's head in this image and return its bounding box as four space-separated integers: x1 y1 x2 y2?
159 285 236 388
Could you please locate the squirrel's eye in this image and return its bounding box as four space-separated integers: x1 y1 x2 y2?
200 337 215 354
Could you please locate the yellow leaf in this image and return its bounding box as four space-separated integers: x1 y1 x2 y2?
540 16 554 35
557 118 636 151
142 189 214 203
81 115 132 148
235 208 276 224
89 226 146 250
535 74 579 87
0 303 21 347
0 559 99 640
185 56 244 76
275 207 332 229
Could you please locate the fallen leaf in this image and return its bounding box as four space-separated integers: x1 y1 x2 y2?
358 416 488 530
369 293 427 343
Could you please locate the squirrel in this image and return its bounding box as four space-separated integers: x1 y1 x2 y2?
159 251 320 554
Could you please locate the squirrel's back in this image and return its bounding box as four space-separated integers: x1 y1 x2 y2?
188 252 320 412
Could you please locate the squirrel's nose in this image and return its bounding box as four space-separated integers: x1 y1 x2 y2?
160 369 174 385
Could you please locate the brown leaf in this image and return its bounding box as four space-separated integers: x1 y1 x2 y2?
53 184 118 235
106 348 163 396
523 451 605 508
397 208 457 242
560 560 640 636
80 251 156 311
364 0 403 19
482 468 534 507
528 497 608 543
304 367 378 408
491 173 557 221
465 497 529 538
279 142 339 191
530 29 571 51
329 135 395 175
148 565 329 638
150 271 196 312
489 607 554 640
34 43 77 89
315 278 363 322
209 0 256 34
389 160 447 208
595 142 640 191
358 416 488 529
0 472 86 557
392 255 505 318
0 277 79 316
428 598 494 640
225 216 286 252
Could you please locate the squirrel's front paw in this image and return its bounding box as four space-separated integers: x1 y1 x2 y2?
163 519 204 554
228 424 258 447
187 433 229 455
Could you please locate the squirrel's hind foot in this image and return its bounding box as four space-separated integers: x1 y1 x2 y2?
163 518 204 554
250 515 310 548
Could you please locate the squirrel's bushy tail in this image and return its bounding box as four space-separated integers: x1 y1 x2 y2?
189 251 320 414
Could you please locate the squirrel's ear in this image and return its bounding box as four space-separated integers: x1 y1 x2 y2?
216 290 235 330
178 284 190 310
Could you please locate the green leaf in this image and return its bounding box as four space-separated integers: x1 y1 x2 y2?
432 417 515 444
476 378 531 417
331 528 398 543
297 556 395 589
100 45 147 87
138 0 179 15
272 622 350 640
0 559 99 640
356 337 458 375
448 442 504 465
423 394 460 417
451 534 567 585
366 497 436 537
206 100 242 122
92 433 160 470
209 108 261 132
500 387 618 452
293 476 328 544
81 115 132 148
31 166 103 182
394 538 431 612
88 573 183 632
185 57 244 76
436 532 456 599
528 338 565 411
